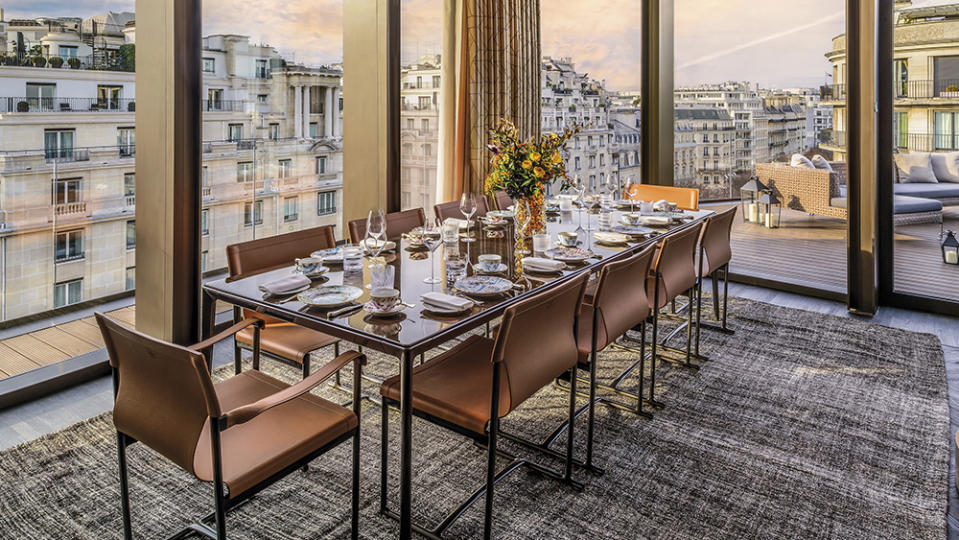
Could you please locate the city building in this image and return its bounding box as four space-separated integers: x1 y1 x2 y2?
0 15 343 322
608 108 642 188
399 54 440 211
674 107 735 196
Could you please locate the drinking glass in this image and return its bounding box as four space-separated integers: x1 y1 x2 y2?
445 251 467 283
366 208 386 259
423 219 443 284
573 178 587 229
370 263 395 289
342 244 363 274
514 199 532 255
460 193 477 243
532 233 551 253
624 180 635 213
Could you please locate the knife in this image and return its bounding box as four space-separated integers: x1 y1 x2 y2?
327 303 362 319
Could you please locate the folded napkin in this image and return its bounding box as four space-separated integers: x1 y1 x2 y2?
443 218 475 230
360 238 397 251
421 292 474 310
259 273 311 296
522 257 565 272
639 216 671 226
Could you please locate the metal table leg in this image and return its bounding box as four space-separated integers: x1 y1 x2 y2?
399 349 413 539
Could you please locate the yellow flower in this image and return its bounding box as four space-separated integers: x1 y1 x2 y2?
522 160 533 170
533 167 545 178
530 151 541 162
551 151 561 164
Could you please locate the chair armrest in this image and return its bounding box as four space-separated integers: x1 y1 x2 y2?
221 351 366 429
188 318 264 352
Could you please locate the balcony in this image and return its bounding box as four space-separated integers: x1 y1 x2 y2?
896 79 959 100
0 97 136 113
203 100 248 112
0 52 134 73
55 202 88 217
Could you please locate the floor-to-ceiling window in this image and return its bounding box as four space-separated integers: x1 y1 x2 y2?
885 2 959 310
201 0 345 275
675 1 848 296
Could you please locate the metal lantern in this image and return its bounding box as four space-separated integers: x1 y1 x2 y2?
739 177 767 223
757 189 781 229
943 230 959 265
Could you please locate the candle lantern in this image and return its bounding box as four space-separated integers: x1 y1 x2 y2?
739 177 767 223
943 230 959 265
757 189 782 229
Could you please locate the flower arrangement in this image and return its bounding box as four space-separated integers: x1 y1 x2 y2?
484 120 578 200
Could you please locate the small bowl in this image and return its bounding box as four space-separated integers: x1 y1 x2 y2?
477 254 502 272
557 232 579 247
370 288 401 311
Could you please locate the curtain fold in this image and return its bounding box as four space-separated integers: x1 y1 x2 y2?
437 0 542 203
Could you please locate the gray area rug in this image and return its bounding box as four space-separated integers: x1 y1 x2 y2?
0 296 949 539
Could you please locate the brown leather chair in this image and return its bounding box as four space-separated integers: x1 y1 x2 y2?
96 313 365 540
643 222 705 405
379 273 590 539
433 194 490 222
347 207 426 243
493 190 513 211
226 226 340 378
696 206 738 352
625 184 700 211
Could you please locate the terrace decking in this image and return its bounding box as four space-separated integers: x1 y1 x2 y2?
716 203 959 303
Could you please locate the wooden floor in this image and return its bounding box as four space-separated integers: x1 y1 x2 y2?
715 203 959 302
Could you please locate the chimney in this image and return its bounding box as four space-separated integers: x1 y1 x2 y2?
0 9 5 22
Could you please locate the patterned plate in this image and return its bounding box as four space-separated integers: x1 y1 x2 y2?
312 248 343 264
298 285 364 308
363 302 408 317
544 247 593 262
612 224 655 237
454 275 514 298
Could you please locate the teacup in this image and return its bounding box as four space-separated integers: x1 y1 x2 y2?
477 254 502 272
295 256 325 275
486 213 505 225
370 288 401 311
621 213 642 226
558 231 579 247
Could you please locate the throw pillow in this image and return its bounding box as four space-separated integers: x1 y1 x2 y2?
895 152 938 183
811 155 834 172
790 154 815 169
929 152 959 183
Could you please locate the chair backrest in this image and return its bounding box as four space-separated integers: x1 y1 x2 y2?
493 190 512 211
96 313 219 477
348 208 426 243
592 245 656 349
491 273 589 413
650 222 703 307
625 184 700 211
226 226 336 279
434 195 489 222
700 206 737 273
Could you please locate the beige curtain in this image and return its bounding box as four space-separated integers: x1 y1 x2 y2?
437 0 542 203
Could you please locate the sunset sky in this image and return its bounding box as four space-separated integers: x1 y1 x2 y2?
7 0 957 91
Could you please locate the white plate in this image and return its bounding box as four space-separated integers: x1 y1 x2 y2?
263 283 310 298
298 285 364 308
475 263 509 274
312 248 343 264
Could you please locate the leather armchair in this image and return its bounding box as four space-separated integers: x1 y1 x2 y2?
348 208 426 243
434 195 490 222
96 313 365 540
695 206 738 351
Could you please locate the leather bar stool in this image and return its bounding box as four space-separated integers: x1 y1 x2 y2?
378 273 590 540
624 184 700 211
348 207 426 244
434 194 490 222
695 206 738 357
97 313 365 540
226 226 341 379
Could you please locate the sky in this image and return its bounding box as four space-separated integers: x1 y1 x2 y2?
5 0 958 91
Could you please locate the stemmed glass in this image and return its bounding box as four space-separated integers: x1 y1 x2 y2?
422 218 443 284
365 209 387 289
624 179 636 214
573 177 587 229
514 199 532 255
460 193 477 243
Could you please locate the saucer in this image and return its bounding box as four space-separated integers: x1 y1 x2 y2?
296 266 330 279
475 263 509 274
363 301 407 317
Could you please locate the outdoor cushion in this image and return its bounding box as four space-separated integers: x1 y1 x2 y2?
895 152 938 183
811 155 833 172
790 154 815 169
830 196 943 215
893 182 959 200
930 152 959 183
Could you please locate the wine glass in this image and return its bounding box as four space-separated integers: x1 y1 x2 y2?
422 219 443 284
514 199 532 255
460 193 477 243
624 179 636 214
573 177 587 229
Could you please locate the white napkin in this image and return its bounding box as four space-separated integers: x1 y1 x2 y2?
639 216 671 226
653 199 672 211
443 218 474 230
421 292 474 310
259 273 311 295
522 257 565 272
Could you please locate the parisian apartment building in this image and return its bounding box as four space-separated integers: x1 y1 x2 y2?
0 12 344 322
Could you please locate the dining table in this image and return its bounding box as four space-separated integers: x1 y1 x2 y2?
201 204 714 539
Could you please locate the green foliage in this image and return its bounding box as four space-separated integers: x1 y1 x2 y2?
32 56 46 68
118 44 135 72
48 56 64 68
68 57 81 69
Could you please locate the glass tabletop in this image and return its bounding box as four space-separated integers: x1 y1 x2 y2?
204 208 713 355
